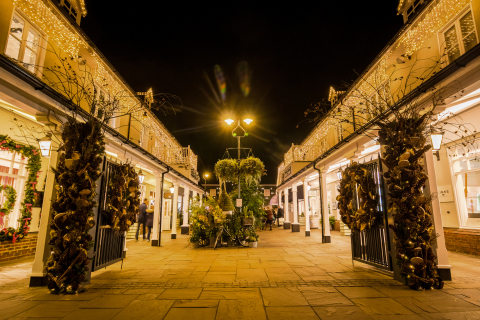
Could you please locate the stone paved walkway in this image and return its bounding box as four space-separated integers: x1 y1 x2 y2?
2 226 480 319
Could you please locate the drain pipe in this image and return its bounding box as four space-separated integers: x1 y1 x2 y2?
155 166 169 247
313 162 326 243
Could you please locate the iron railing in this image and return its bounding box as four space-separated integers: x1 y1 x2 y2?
350 159 392 271
92 160 125 271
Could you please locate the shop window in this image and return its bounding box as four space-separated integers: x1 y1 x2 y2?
0 150 27 229
441 9 478 65
451 144 480 226
5 12 43 73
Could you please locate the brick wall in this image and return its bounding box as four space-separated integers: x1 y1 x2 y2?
0 233 38 262
444 228 480 256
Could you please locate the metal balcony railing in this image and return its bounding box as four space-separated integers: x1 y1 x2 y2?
153 146 198 171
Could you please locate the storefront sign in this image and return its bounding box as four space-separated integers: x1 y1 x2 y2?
284 166 292 178
438 185 454 202
210 188 216 197
264 189 270 197
236 198 242 207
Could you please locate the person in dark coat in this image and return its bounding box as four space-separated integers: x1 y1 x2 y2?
266 208 274 231
136 198 148 241
146 205 154 242
277 207 284 226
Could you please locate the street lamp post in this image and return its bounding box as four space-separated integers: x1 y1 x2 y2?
225 117 253 210
203 173 209 195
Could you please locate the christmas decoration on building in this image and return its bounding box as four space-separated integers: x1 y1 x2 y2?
0 135 41 243
104 163 141 233
45 118 105 294
337 163 380 231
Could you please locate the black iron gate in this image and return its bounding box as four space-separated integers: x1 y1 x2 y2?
91 160 125 271
350 158 392 271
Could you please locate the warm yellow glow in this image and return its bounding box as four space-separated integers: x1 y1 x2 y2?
225 119 234 125
243 119 253 124
204 173 209 178
105 150 118 157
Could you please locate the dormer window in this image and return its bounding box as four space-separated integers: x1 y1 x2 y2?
398 0 426 23
55 0 87 25
441 9 478 65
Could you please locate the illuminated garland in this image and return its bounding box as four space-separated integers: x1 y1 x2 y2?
0 135 41 243
13 0 87 56
398 0 472 55
0 185 16 227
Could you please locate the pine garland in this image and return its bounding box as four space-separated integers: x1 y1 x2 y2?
0 135 42 243
379 115 444 290
45 118 105 293
105 163 141 233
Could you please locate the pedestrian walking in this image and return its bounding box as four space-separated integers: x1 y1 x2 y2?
266 208 274 231
146 205 154 242
135 198 148 241
277 206 284 227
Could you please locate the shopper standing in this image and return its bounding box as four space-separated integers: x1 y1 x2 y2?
146 205 154 242
136 198 148 241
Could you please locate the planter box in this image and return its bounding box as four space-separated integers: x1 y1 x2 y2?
299 216 305 226
248 242 257 248
242 218 253 226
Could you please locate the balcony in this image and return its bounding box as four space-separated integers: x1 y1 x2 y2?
153 146 199 180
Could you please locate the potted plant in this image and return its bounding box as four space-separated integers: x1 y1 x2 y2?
246 229 259 248
242 207 254 226
329 216 336 230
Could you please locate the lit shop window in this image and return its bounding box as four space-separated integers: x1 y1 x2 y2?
5 12 42 73
442 10 478 65
0 150 27 229
451 144 480 227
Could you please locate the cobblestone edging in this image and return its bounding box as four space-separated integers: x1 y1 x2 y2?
86 279 404 289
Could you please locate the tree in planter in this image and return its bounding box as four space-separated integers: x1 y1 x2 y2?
188 196 224 246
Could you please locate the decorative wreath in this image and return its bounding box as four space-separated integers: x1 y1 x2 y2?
0 135 42 243
105 163 141 233
336 162 380 231
0 184 16 226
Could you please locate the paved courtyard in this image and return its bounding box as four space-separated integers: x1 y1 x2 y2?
1 226 480 319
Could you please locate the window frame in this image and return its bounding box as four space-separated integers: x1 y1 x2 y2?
4 9 47 75
438 5 478 66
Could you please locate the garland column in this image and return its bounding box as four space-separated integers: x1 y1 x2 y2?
303 178 311 237
321 168 331 243
30 142 59 287
151 173 162 246
181 186 190 234
425 149 452 280
171 182 179 239
291 184 300 232
283 188 290 229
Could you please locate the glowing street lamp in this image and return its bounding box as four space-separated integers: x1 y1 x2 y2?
138 169 145 184
203 173 209 194
37 133 52 158
225 119 234 125
431 129 444 161
243 119 253 124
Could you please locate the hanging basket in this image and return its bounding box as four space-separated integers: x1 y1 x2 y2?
239 157 265 185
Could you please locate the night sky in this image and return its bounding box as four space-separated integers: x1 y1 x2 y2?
81 2 403 184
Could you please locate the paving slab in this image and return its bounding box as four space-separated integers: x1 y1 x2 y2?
164 307 217 320
336 287 387 299
302 291 354 307
173 300 219 308
313 306 373 319
200 288 261 299
86 294 139 309
261 287 309 306
266 306 320 320
111 299 173 320
13 300 87 318
216 299 266 320
60 308 121 320
352 298 415 316
158 288 203 300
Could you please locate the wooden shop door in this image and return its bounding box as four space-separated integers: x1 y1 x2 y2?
162 199 172 231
